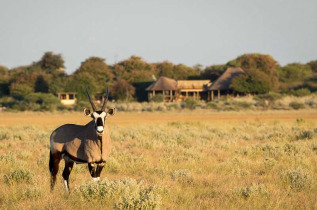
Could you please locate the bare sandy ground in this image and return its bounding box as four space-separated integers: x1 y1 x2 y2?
0 110 316 127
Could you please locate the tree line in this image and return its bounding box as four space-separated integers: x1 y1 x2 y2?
0 52 316 110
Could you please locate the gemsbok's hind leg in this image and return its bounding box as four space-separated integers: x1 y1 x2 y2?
62 161 74 192
49 151 61 191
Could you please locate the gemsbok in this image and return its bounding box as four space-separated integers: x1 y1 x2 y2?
49 87 115 192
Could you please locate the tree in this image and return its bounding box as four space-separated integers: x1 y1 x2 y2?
75 57 114 86
38 52 65 73
9 83 33 100
278 63 313 83
113 56 154 83
0 65 8 76
0 65 9 96
231 69 271 94
200 64 226 81
154 61 199 80
111 79 135 101
307 60 317 73
34 75 49 93
155 61 175 79
228 53 279 92
174 64 200 79
65 72 98 101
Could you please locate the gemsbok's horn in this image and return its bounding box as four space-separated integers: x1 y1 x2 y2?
101 87 109 111
85 87 97 112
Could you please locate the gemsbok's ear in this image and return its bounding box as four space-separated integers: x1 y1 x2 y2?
107 108 116 116
84 108 91 116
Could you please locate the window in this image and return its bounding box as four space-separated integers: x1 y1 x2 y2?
60 94 66 100
69 94 74 99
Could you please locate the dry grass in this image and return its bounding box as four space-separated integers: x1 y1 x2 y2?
0 110 317 209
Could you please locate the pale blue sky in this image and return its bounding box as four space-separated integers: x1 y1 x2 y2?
0 0 316 73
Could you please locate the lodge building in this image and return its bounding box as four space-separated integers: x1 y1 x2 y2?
146 67 244 102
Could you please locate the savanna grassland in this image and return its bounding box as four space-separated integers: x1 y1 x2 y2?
0 110 317 209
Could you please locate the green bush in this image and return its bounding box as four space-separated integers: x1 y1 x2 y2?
182 98 198 110
4 169 34 185
171 169 193 184
254 92 283 103
10 84 33 100
281 168 313 191
234 183 269 199
289 101 305 110
150 94 164 102
297 130 314 140
234 101 252 109
76 178 163 209
289 88 311 97
23 187 42 200
207 102 218 109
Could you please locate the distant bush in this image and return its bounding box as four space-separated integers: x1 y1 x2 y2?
4 169 33 185
254 92 283 109
25 93 61 111
182 98 198 110
207 102 218 109
289 88 311 97
150 94 164 102
255 92 283 103
10 84 33 100
234 101 252 109
289 101 305 110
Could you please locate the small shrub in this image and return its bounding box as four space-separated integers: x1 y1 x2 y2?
76 178 163 209
297 130 314 140
23 187 42 200
4 169 33 185
296 118 305 124
234 101 252 109
105 157 120 173
234 183 269 199
281 168 313 191
171 169 193 184
206 102 218 109
166 103 180 110
0 152 16 164
182 98 198 110
263 158 277 170
150 94 164 102
289 101 305 110
255 92 283 102
289 88 311 97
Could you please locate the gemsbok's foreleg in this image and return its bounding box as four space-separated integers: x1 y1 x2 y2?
62 161 74 192
95 163 105 179
49 151 61 191
88 163 104 182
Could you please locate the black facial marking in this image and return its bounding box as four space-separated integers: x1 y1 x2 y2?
96 117 103 127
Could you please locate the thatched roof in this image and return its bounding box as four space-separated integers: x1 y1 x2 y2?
209 67 244 90
177 80 211 90
146 76 177 91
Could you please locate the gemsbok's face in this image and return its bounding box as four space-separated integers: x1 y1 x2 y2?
84 109 115 136
85 87 115 136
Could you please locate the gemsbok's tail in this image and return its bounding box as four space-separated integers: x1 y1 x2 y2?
49 150 53 174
